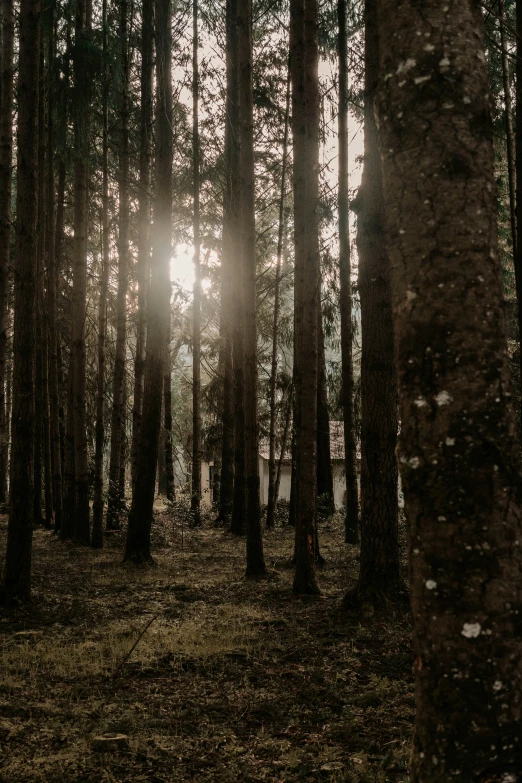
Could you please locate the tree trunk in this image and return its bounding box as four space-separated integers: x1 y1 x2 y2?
47 0 63 535
238 0 266 576
316 309 334 517
71 0 91 544
130 0 153 495
125 0 173 563
2 0 39 602
191 0 202 524
343 0 400 609
107 0 130 532
61 353 76 540
274 379 292 517
290 0 320 594
338 0 358 544
0 0 14 506
164 328 175 502
499 0 516 258
266 60 290 531
217 0 239 526
377 1 522 778
91 0 110 548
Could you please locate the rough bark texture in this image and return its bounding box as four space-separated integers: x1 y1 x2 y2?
516 0 522 389
499 0 516 259
2 0 39 602
337 0 358 544
290 0 320 594
107 0 130 532
163 330 175 502
34 59 46 528
130 0 153 495
91 0 110 548
61 354 76 540
71 0 91 544
191 0 202 525
376 1 522 779
238 0 266 576
125 0 172 564
266 61 290 531
217 0 239 527
344 0 400 608
0 0 14 506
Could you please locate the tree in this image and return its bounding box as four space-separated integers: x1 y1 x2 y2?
0 0 14 506
343 0 401 608
238 0 266 576
125 0 173 563
316 310 334 517
2 0 40 602
290 0 320 594
71 0 92 544
107 0 130 532
191 0 202 525
377 0 522 778
337 0 358 544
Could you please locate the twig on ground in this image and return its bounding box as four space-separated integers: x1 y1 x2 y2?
111 614 159 680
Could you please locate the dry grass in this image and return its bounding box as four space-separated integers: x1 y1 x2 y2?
0 508 412 783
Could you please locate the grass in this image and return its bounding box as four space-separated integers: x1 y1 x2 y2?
0 507 412 783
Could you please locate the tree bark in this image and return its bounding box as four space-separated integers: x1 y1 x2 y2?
91 0 110 548
376 1 522 778
290 0 320 594
338 0 358 544
125 0 172 563
316 309 334 517
191 0 202 524
238 0 266 576
107 0 130 532
0 0 14 506
343 0 400 609
217 0 239 527
164 326 175 502
2 0 40 602
71 0 91 544
266 59 290 531
499 0 516 259
130 0 153 495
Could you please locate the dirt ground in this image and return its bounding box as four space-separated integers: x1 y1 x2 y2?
0 504 413 782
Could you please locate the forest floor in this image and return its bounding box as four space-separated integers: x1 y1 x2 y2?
0 503 412 783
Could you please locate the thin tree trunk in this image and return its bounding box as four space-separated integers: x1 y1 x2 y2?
515 0 522 391
274 380 292 513
343 0 401 609
316 309 334 517
61 352 76 540
107 0 130 531
266 60 290 531
217 0 239 526
499 0 516 258
290 0 320 594
191 0 202 524
131 0 153 495
338 0 358 544
0 0 14 506
125 0 172 563
2 0 40 602
47 0 62 534
91 0 110 548
238 0 266 576
164 326 175 501
71 0 91 544
157 397 166 495
377 0 522 777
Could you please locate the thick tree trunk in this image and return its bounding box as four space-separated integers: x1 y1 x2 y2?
71 0 91 544
290 0 320 594
130 0 153 495
125 0 172 563
376 1 522 778
343 0 400 609
2 0 39 602
0 0 14 506
338 0 358 544
316 310 334 517
238 0 266 576
499 0 516 258
107 0 130 532
266 61 290 531
91 0 110 548
217 0 239 526
191 0 202 524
